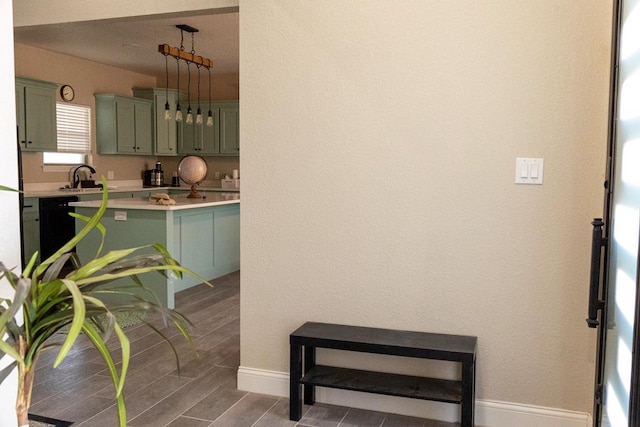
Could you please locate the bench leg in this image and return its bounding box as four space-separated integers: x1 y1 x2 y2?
304 345 316 405
290 343 303 421
461 359 475 427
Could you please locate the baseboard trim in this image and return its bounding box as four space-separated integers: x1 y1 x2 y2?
237 366 592 427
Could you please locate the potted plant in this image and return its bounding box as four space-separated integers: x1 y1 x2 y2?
0 182 204 427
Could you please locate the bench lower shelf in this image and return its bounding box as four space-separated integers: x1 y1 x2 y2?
300 365 462 404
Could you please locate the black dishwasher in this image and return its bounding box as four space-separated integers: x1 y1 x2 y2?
39 196 79 261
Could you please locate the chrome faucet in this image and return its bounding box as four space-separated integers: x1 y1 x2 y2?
72 164 96 188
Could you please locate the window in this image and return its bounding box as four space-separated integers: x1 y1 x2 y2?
43 103 91 166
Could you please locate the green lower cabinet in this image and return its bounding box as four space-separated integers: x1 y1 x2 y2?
22 198 40 265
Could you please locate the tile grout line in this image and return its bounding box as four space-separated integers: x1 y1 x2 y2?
336 407 350 426
249 396 281 427
202 390 251 425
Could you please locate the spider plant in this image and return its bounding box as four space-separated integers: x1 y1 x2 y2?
0 181 205 427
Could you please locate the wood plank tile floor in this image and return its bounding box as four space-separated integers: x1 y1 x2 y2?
29 271 457 427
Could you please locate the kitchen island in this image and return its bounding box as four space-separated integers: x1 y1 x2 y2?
71 192 240 308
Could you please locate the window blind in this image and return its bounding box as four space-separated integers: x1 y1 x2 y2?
56 103 91 153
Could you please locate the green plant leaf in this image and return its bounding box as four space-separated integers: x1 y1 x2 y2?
69 211 107 256
41 252 72 283
82 295 130 396
0 338 22 363
69 247 143 280
6 278 30 319
81 320 127 427
0 262 19 289
53 279 86 368
22 251 39 281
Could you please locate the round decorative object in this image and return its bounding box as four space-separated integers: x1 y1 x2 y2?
177 155 208 198
60 84 75 102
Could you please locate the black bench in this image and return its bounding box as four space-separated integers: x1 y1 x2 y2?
289 322 477 426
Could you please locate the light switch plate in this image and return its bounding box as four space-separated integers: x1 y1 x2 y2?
114 211 127 221
515 158 544 184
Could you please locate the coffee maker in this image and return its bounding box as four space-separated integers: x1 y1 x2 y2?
143 162 164 187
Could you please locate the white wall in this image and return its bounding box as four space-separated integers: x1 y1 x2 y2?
1 0 19 423
240 0 611 420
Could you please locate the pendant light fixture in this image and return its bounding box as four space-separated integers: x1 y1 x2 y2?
185 30 194 125
175 57 183 122
164 53 171 120
186 59 193 125
196 64 203 126
207 65 214 127
158 25 214 125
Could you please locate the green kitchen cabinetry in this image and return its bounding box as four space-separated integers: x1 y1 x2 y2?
178 101 239 156
22 197 40 265
15 77 57 152
179 112 219 155
219 103 240 155
132 88 180 156
74 201 240 308
95 94 153 155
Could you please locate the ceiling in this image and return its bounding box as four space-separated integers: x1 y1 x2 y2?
13 12 239 81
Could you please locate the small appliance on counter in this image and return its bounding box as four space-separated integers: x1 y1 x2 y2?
221 178 240 189
221 169 240 189
143 162 165 187
171 171 180 187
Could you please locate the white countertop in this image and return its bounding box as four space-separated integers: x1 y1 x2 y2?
25 186 239 198
70 192 240 211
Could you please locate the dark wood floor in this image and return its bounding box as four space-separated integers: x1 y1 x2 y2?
29 271 456 427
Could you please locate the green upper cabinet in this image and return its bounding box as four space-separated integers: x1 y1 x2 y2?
219 104 240 155
15 77 57 152
132 87 179 156
95 94 153 155
178 101 239 156
178 107 219 155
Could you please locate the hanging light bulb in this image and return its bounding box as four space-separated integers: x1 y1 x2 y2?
175 57 183 122
196 65 203 125
206 66 214 127
185 60 193 124
186 107 193 124
164 54 171 120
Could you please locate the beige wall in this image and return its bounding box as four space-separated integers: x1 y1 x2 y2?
14 43 239 185
13 0 238 27
240 0 612 415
